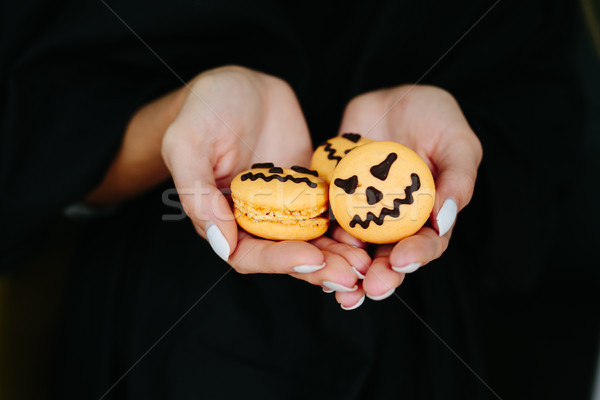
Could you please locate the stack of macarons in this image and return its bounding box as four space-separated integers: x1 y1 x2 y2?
230 134 435 243
230 163 329 241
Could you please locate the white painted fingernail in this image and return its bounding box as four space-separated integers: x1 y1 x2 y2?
392 262 422 274
436 198 458 237
206 224 230 262
293 262 326 273
323 287 335 293
322 281 358 292
352 266 366 279
341 295 365 311
367 288 395 301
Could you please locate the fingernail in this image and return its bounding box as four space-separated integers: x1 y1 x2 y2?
367 288 395 301
293 262 326 274
352 266 365 279
206 224 230 262
323 287 335 293
322 281 358 292
436 198 457 237
341 295 365 311
392 262 422 274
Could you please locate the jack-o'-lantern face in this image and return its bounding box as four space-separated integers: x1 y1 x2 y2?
329 141 435 244
230 163 329 241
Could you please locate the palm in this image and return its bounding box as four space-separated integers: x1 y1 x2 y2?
341 86 476 174
179 68 313 190
164 66 366 293
333 85 482 305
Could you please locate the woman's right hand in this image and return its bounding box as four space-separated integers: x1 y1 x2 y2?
162 66 369 292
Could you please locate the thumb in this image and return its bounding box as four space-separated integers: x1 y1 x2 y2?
430 131 482 237
163 136 238 262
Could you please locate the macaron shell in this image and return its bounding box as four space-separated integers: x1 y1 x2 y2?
330 141 435 244
231 167 327 212
311 134 372 183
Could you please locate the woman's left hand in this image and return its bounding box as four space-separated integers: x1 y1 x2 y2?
331 85 483 309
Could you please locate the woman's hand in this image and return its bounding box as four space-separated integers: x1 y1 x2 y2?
161 66 367 291
332 85 483 309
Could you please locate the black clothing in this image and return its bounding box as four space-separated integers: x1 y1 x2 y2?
1 0 598 399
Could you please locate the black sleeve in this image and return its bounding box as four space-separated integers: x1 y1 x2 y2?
0 1 179 271
438 0 590 293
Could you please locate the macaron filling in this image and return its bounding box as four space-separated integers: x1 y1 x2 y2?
232 196 327 226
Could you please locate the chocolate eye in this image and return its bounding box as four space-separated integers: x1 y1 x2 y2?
341 133 361 143
334 175 358 194
291 165 319 176
370 153 398 180
251 162 274 169
365 186 383 205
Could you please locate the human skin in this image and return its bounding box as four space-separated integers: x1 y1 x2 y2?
330 86 482 308
87 67 482 309
88 66 368 293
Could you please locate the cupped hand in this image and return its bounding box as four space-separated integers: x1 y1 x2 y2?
332 85 483 309
161 66 366 291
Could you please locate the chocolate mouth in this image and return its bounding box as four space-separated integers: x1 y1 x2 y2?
322 133 363 164
349 173 421 229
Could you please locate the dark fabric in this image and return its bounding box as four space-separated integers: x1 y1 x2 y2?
1 0 598 399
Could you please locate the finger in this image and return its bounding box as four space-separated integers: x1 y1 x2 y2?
362 245 405 300
388 226 450 274
289 251 358 291
329 225 367 249
230 231 325 274
335 284 366 311
310 236 371 277
430 129 482 237
163 133 237 261
337 90 391 139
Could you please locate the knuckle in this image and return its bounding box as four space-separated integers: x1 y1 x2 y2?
424 229 444 260
161 123 186 161
179 195 196 219
434 233 449 259
347 90 389 112
466 136 484 165
441 236 450 254
435 236 450 260
268 74 294 92
414 85 455 105
445 166 477 206
228 259 250 274
461 171 477 194
232 265 249 274
203 65 250 84
433 238 444 260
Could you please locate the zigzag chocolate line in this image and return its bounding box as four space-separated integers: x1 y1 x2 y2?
240 172 317 188
349 173 421 229
323 141 342 163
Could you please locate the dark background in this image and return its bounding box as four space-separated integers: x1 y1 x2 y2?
1 1 599 399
